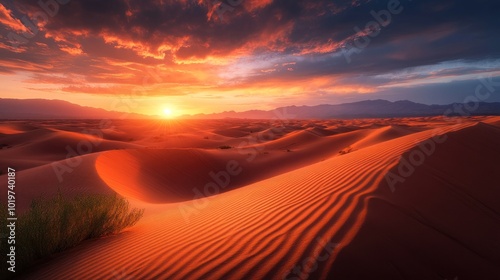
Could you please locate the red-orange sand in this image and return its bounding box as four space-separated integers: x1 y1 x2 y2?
0 116 499 279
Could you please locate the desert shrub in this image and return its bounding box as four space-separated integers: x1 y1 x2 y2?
218 145 232 149
0 193 144 276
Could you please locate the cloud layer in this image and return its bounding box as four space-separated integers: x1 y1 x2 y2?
1 0 499 114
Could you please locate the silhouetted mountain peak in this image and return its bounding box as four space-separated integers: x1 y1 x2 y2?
0 98 151 119
184 100 500 119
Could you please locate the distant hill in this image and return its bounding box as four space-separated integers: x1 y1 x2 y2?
1 98 499 120
182 100 500 119
0 98 151 119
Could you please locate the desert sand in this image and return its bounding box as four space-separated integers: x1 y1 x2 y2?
0 116 499 279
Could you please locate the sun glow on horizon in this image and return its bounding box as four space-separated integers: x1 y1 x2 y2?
162 107 175 118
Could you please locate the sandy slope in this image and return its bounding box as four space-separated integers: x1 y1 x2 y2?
0 123 38 134
0 119 416 212
0 127 142 171
331 121 500 279
94 128 385 203
0 153 115 212
11 117 498 279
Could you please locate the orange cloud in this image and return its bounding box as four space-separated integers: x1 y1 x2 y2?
244 0 274 12
59 45 83 55
0 3 27 32
61 85 130 94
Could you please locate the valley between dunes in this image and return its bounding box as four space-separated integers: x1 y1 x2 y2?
1 116 499 279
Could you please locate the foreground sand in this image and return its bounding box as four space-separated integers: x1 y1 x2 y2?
0 116 499 279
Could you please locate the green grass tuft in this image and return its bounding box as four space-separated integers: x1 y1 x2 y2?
1 193 144 276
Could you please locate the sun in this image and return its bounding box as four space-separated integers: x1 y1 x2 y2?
162 108 174 118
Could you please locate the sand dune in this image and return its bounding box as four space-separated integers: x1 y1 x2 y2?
10 117 498 279
95 148 251 203
1 119 411 210
0 122 39 134
331 121 500 279
95 124 420 204
0 153 114 212
0 127 142 171
350 125 419 150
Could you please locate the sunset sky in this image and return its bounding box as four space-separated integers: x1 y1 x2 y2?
1 0 499 116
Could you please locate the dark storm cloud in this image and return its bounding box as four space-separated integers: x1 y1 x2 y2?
247 0 500 80
0 0 499 100
4 0 500 64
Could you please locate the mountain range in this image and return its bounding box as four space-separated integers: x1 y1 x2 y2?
0 98 150 119
1 98 500 119
184 99 500 119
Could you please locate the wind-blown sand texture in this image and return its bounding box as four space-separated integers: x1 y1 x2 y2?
0 116 499 279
